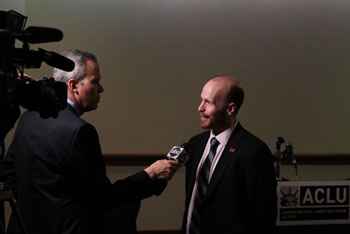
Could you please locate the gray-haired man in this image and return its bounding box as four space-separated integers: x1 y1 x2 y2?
5 49 177 234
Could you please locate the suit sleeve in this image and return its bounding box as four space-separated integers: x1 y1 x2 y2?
63 124 166 208
0 150 16 192
1 115 26 193
243 143 277 233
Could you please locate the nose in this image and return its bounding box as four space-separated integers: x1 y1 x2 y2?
198 101 204 112
98 84 104 93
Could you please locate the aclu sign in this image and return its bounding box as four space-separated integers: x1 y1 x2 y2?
277 181 350 226
300 185 348 206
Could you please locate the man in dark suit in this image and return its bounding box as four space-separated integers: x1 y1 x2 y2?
183 75 277 234
4 49 178 234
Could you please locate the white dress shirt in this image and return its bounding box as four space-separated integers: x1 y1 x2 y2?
186 122 238 234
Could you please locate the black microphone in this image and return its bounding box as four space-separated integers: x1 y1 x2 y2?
276 137 285 151
11 48 75 71
285 143 298 178
15 26 63 44
275 137 285 180
38 48 75 72
285 144 295 164
11 48 43 68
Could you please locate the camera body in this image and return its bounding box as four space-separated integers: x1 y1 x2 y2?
0 10 71 140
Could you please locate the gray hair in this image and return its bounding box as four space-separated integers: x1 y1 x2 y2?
52 49 98 82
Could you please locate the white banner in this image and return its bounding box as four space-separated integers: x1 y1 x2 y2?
277 180 350 226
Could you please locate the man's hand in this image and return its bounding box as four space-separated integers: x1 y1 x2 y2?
144 159 179 180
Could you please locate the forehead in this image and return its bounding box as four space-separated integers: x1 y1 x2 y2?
85 59 100 78
201 80 226 101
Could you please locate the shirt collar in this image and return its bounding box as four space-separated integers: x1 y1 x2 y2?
67 98 83 116
210 120 238 145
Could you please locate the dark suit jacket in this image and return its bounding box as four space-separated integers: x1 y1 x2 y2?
5 106 165 234
182 123 277 234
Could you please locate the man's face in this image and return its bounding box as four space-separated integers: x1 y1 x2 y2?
198 80 228 133
75 59 104 112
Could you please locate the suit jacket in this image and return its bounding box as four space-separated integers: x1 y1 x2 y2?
5 106 165 234
182 123 277 234
102 200 141 234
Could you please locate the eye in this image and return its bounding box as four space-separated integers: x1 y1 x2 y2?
204 99 213 105
91 79 100 85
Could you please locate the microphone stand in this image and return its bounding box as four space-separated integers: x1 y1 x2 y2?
285 144 298 180
275 137 298 181
275 137 285 181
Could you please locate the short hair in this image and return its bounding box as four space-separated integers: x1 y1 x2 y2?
226 85 244 113
52 49 98 82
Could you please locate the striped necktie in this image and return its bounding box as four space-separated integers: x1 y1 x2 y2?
189 137 219 234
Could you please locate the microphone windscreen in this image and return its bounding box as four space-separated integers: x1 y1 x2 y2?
39 49 75 72
20 26 63 43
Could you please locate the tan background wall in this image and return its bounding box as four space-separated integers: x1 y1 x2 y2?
2 0 350 231
1 0 24 12
3 0 350 154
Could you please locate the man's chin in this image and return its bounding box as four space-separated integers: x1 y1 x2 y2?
200 122 210 130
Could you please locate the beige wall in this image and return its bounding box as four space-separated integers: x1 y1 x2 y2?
1 0 24 11
4 0 346 155
3 0 350 230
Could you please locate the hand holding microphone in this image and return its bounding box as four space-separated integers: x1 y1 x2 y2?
144 159 179 180
144 143 188 180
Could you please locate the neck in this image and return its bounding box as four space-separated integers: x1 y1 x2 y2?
67 97 84 116
212 118 236 135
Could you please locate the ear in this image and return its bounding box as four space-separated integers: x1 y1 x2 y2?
226 102 236 116
67 79 78 94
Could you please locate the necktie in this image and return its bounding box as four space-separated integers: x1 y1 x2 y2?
189 137 219 234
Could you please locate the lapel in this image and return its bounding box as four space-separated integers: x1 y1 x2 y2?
205 123 244 199
188 132 210 196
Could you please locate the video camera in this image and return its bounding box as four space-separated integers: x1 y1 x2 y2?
0 10 74 139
